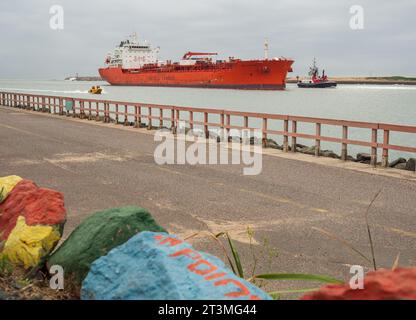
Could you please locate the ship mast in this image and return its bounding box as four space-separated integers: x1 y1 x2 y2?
264 39 269 60
308 58 319 77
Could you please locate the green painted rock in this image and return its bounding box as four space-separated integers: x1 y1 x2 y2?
48 206 166 283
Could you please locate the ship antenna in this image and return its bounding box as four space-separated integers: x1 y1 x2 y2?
264 38 269 60
309 57 319 77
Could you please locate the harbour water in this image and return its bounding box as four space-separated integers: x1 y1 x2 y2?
1 79 415 161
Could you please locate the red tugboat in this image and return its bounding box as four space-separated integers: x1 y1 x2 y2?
99 34 294 90
297 58 337 88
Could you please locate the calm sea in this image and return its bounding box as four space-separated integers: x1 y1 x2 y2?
1 79 415 161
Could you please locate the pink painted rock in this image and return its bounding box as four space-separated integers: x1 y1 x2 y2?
301 268 416 300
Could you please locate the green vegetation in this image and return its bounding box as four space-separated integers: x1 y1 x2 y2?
185 228 344 300
0 254 13 276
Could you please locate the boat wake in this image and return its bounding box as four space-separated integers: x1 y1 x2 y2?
0 87 96 94
342 85 416 90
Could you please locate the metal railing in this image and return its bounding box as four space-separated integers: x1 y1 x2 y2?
1 91 416 168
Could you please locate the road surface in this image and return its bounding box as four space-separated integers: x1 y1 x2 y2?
1 106 415 294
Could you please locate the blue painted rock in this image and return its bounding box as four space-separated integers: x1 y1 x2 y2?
81 232 271 300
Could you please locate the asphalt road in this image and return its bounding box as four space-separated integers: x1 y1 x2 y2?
1 106 415 294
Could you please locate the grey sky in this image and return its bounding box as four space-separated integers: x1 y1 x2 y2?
1 0 415 79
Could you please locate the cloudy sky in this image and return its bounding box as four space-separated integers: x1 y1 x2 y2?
0 0 415 79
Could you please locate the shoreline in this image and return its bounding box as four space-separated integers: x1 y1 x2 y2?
287 77 416 85
65 76 416 85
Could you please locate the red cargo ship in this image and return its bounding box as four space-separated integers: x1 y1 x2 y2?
99 34 294 90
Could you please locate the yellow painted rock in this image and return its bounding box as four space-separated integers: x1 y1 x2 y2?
0 175 22 203
3 216 61 268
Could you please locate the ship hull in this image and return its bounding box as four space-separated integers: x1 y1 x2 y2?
99 59 293 90
297 81 337 88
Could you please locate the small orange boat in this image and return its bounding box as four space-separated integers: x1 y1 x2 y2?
88 86 102 94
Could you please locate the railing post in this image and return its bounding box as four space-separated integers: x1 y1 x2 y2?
81 101 85 118
382 130 390 167
115 104 119 123
107 103 111 122
95 102 99 121
73 100 77 118
291 120 297 152
315 123 321 157
134 105 139 127
189 111 194 130
59 98 63 115
283 119 289 152
220 112 225 142
88 102 92 119
226 114 231 138
159 108 163 128
137 106 142 127
175 109 180 133
101 102 105 121
170 108 176 133
124 105 129 125
204 112 209 139
341 126 348 161
370 128 378 167
262 118 268 148
148 107 152 129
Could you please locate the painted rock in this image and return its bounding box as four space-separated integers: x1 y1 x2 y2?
48 206 166 283
0 180 66 241
0 179 66 268
2 217 61 268
81 232 271 300
0 175 22 203
301 267 416 300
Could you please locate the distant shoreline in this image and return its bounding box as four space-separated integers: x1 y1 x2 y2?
287 76 416 85
65 76 103 81
65 75 416 85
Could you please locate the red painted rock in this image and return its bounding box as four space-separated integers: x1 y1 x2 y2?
301 268 416 300
0 180 66 241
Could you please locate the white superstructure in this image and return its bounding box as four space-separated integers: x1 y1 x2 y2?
105 33 159 69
